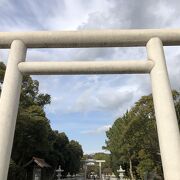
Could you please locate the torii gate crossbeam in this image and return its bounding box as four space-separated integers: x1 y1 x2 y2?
0 29 180 180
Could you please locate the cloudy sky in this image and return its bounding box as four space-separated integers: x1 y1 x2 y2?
0 0 180 154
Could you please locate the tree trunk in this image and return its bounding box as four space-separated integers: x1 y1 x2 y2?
129 158 135 180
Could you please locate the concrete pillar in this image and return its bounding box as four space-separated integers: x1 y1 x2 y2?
0 40 27 180
146 37 180 180
84 164 87 180
99 162 102 179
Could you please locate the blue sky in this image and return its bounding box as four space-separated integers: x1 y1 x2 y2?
0 0 180 154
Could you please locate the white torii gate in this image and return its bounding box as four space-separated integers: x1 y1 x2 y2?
0 29 180 180
84 159 105 179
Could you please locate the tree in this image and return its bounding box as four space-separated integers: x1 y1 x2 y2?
66 140 83 175
93 153 112 175
83 153 112 177
0 62 84 179
51 131 70 170
11 74 51 166
0 62 6 93
12 106 51 166
105 92 180 179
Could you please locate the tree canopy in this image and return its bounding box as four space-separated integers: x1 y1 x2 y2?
104 91 180 179
0 62 83 180
83 152 111 177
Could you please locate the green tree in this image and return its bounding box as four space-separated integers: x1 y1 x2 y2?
11 73 51 167
93 153 112 175
0 62 6 93
0 62 84 179
66 140 83 175
51 131 70 171
12 105 51 166
105 92 180 179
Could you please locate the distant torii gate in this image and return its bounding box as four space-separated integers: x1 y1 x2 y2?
83 159 105 179
0 29 180 180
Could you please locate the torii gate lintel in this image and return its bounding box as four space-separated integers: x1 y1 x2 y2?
0 30 180 180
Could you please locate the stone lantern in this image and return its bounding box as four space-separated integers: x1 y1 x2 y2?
56 165 64 180
117 165 125 180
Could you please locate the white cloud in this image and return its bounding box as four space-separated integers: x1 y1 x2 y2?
81 124 111 135
2 0 179 118
69 86 134 113
1 0 180 153
84 149 110 154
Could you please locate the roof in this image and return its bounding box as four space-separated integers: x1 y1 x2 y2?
33 157 51 168
24 157 51 168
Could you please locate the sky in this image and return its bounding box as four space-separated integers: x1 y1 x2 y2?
0 0 180 154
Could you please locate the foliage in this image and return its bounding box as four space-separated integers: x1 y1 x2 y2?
0 62 83 179
66 140 83 175
83 153 112 177
105 92 180 179
93 153 112 174
0 62 6 93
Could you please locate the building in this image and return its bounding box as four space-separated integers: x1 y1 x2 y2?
24 157 52 180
